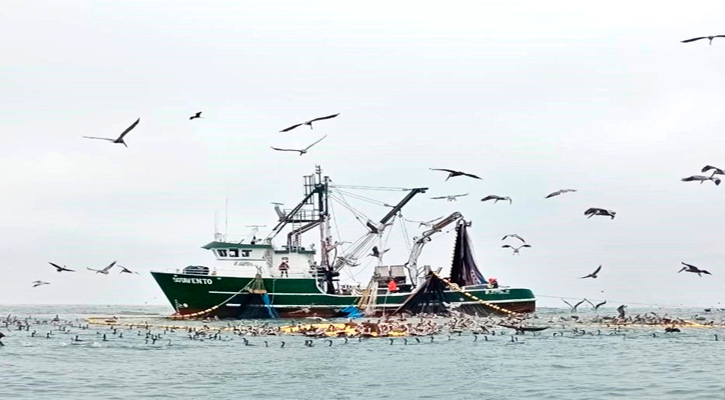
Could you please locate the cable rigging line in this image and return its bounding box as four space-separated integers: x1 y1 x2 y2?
329 184 410 191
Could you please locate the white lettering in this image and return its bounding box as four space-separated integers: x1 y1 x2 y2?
172 276 213 285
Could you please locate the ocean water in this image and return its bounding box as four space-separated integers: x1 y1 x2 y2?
1 305 724 400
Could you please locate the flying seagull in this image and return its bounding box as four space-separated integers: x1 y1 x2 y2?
369 246 390 258
585 299 607 311
429 168 482 181
87 261 117 275
562 298 587 312
280 113 339 132
681 35 725 45
584 208 616 219
270 135 327 156
32 281 50 288
49 262 75 273
481 195 512 204
701 165 725 177
682 175 721 185
501 244 531 255
580 265 602 279
118 265 139 275
404 216 444 228
430 193 468 202
545 189 577 199
678 262 712 277
501 234 526 244
82 118 140 148
189 112 203 120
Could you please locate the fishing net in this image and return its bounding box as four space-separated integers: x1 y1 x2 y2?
392 272 450 316
449 222 486 286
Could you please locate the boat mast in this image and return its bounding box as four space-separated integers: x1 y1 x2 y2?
319 171 333 268
265 166 329 251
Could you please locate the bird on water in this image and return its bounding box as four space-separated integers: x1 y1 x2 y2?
280 113 339 132
82 118 140 147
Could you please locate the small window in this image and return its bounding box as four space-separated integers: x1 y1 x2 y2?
228 249 239 258
217 249 228 257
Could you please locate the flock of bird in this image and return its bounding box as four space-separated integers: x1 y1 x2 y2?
65 33 723 308
422 158 720 282
33 261 138 289
3 307 723 348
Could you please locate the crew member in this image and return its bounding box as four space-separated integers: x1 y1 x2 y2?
488 277 499 289
387 279 398 293
278 260 290 277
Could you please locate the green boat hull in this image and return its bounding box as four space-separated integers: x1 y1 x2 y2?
151 271 536 319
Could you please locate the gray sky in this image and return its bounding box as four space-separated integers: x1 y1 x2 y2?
2 1 725 308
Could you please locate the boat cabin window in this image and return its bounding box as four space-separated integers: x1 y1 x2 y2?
217 249 228 257
228 249 239 258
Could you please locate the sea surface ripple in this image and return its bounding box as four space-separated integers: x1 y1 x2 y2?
1 305 724 400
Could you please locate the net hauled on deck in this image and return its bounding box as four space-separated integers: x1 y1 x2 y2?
392 272 450 316
448 221 486 287
393 221 486 316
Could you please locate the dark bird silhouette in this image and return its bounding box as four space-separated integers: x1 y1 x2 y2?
617 305 627 318
82 118 140 148
665 327 681 333
681 175 721 185
702 165 725 176
280 113 339 132
430 193 468 202
580 265 602 279
369 246 390 258
501 234 526 244
481 195 512 204
118 265 139 275
501 244 531 255
562 298 586 312
49 262 75 273
189 112 203 120
584 208 616 219
681 35 725 45
545 189 577 199
87 261 117 275
429 168 482 181
270 135 327 156
678 262 712 277
32 280 50 288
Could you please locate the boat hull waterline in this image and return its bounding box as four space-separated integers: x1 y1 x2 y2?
152 272 536 318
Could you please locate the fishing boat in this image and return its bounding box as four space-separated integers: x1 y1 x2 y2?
151 166 536 319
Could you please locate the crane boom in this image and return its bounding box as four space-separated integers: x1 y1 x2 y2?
332 187 428 271
403 212 465 284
